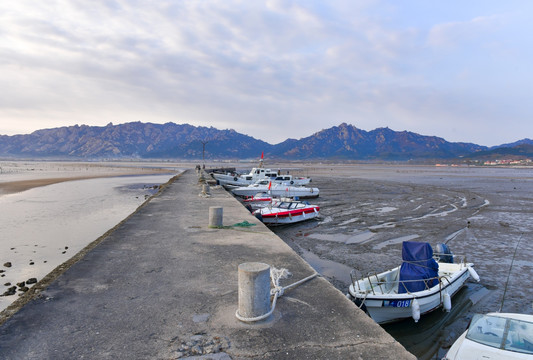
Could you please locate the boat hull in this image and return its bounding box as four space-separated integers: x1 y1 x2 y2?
232 186 319 199
349 264 473 324
257 206 320 225
242 193 273 209
213 174 253 187
212 170 311 187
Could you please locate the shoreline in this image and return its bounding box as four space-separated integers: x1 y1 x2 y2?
0 173 182 325
0 167 175 196
0 170 183 317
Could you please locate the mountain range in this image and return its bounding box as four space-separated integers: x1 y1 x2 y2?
0 122 531 161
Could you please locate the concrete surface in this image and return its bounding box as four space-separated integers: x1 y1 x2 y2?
0 169 415 359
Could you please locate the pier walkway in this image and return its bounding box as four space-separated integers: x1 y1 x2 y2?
0 170 414 359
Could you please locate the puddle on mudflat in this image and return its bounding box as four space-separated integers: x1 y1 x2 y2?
308 231 375 245
299 248 353 285
372 234 420 250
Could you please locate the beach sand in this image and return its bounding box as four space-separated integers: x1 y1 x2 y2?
0 161 181 196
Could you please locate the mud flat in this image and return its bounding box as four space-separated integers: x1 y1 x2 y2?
272 163 533 359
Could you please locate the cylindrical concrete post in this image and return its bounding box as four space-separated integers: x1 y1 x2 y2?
202 183 210 194
208 206 223 228
238 262 271 320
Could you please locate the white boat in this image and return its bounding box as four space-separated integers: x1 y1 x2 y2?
213 167 275 186
231 180 319 199
241 192 273 210
253 200 320 226
213 168 311 187
347 241 480 324
444 312 533 359
212 153 311 187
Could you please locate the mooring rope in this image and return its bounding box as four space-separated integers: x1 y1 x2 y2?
499 232 524 313
235 267 319 322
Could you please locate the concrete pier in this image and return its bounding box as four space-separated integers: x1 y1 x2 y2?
0 170 415 359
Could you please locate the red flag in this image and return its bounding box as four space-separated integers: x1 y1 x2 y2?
261 151 264 159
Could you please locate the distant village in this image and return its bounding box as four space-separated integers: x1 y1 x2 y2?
482 158 532 166
435 157 532 167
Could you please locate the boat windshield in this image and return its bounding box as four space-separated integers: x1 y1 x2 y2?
465 314 533 354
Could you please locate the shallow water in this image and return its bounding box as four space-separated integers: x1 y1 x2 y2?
0 173 179 312
273 164 533 359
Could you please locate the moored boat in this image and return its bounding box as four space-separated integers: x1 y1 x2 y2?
213 169 311 187
211 153 311 187
253 200 320 226
347 241 480 324
231 180 319 199
443 312 533 359
241 192 273 210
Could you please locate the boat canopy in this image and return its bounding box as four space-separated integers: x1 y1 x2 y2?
398 241 439 294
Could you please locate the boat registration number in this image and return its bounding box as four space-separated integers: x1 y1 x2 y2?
383 300 412 308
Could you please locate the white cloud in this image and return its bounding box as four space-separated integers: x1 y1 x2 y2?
427 15 504 49
0 1 531 146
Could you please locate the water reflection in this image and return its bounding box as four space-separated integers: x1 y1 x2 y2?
0 173 177 312
382 285 486 359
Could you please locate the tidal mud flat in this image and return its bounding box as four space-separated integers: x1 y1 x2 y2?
272 164 533 359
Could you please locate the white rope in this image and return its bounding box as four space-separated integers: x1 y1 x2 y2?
235 267 318 322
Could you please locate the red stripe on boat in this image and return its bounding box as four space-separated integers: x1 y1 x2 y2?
261 207 320 218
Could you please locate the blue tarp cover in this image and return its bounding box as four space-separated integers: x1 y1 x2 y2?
398 241 439 294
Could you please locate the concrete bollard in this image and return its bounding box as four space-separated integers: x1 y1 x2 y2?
238 262 271 320
202 183 210 195
198 172 206 184
208 206 223 228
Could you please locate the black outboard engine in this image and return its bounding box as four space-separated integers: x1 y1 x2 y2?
435 243 454 263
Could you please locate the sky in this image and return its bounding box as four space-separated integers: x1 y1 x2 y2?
1 1 532 146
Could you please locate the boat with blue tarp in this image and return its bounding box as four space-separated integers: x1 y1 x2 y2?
347 241 480 324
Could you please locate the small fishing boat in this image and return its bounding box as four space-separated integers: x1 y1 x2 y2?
253 200 320 226
241 192 273 210
444 313 533 359
347 241 479 324
231 180 319 199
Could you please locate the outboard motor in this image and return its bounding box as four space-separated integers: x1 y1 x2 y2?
435 243 454 263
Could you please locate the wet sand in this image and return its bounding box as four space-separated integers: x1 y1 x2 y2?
269 163 533 359
0 161 177 196
0 161 184 315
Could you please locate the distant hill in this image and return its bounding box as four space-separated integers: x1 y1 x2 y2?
490 138 533 149
271 123 485 160
0 122 272 159
465 143 533 160
0 121 526 161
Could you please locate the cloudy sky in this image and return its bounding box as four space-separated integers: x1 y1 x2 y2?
1 1 532 146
